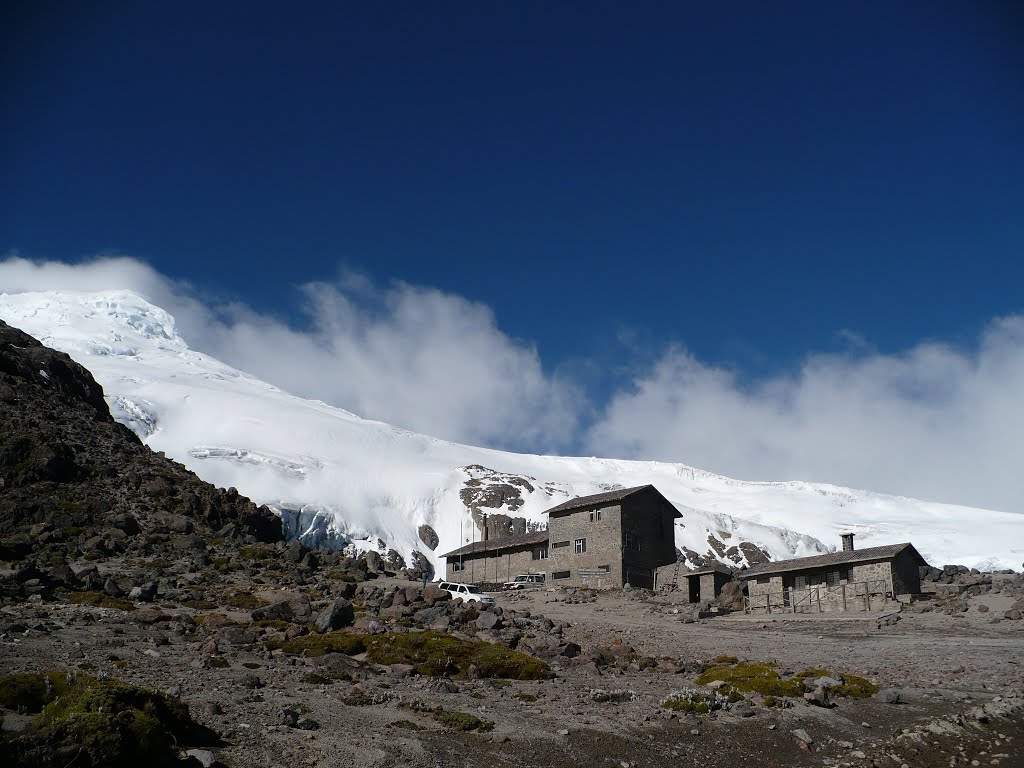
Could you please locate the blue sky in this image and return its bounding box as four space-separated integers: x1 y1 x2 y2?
2 3 1024 509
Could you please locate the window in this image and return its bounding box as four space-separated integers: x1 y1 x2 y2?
756 576 769 585
598 564 610 573
532 547 548 561
452 561 464 572
552 570 571 580
552 540 569 549
588 508 602 522
794 575 807 590
826 570 841 587
574 538 587 554
624 531 641 552
458 585 468 593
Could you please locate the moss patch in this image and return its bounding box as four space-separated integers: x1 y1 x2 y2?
278 631 367 657
694 662 804 698
224 591 263 610
0 671 74 712
794 668 879 698
432 708 494 732
830 674 879 698
67 591 135 611
276 630 550 680
388 719 424 731
0 672 211 767
363 631 551 680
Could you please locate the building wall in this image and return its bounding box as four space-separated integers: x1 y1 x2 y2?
445 545 540 584
697 571 731 601
889 550 922 595
744 559 902 613
746 574 785 611
619 491 678 590
546 503 624 588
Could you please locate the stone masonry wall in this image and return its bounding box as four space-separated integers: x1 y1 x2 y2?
546 503 623 588
446 545 538 585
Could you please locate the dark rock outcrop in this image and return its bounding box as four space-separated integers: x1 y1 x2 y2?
0 320 282 559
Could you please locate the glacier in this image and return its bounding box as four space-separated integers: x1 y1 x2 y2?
1 288 1020 572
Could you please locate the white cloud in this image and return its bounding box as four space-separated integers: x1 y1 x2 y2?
0 255 581 451
586 319 1024 512
3 254 1023 513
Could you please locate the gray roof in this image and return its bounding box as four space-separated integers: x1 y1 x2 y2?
686 563 733 577
441 529 549 559
542 484 682 518
739 543 927 579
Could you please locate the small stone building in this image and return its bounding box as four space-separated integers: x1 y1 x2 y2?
740 536 927 614
685 563 733 603
441 484 681 589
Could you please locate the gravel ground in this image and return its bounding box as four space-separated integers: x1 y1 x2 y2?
2 582 1022 768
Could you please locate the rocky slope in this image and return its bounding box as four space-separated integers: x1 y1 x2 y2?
0 318 282 578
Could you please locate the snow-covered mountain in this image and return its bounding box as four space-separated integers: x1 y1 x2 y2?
1 289 1020 572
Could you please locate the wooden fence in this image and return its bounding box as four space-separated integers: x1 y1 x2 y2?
743 578 893 614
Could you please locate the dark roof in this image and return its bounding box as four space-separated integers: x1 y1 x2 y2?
686 563 733 577
441 529 549 559
738 543 927 579
542 484 682 518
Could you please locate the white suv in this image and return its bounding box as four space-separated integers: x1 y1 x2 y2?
437 582 496 606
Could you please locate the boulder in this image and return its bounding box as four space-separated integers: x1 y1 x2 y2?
365 551 383 572
476 611 503 631
418 524 440 551
877 688 902 704
313 598 354 634
422 584 451 606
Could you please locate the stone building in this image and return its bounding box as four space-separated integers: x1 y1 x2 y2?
739 536 927 614
654 561 734 601
685 563 733 603
441 529 549 586
441 485 681 589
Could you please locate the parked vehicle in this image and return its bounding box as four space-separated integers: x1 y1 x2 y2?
437 581 496 605
502 573 546 591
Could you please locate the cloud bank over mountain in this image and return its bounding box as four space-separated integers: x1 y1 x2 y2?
2 254 1022 513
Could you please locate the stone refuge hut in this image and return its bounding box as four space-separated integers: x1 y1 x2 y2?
685 563 733 603
739 534 927 614
654 561 733 602
441 485 681 589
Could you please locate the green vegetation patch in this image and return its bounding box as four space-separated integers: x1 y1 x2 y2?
182 598 217 610
432 708 494 732
0 671 207 768
239 544 274 562
388 719 424 731
277 630 550 680
278 631 367 657
694 662 804 698
225 591 263 610
830 674 879 698
794 668 879 698
660 689 729 714
363 631 551 680
342 691 392 706
67 591 135 611
0 671 74 713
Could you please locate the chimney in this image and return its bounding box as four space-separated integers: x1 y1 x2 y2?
841 533 855 552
